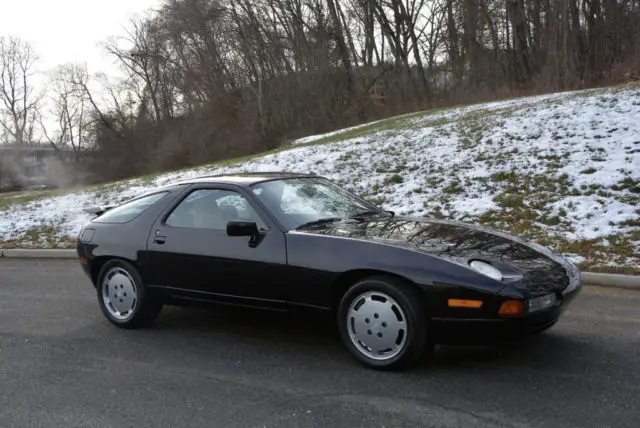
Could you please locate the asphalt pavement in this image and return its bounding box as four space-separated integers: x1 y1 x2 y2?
1 259 639 428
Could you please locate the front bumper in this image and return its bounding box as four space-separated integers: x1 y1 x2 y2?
431 277 581 345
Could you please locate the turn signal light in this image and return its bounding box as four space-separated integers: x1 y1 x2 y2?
448 299 483 308
498 300 525 315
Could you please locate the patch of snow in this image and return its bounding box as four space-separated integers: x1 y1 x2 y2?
291 88 587 145
562 254 587 265
291 119 386 145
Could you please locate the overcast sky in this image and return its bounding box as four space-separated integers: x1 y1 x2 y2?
0 0 162 78
0 0 164 138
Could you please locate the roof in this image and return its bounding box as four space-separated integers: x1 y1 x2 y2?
173 171 317 186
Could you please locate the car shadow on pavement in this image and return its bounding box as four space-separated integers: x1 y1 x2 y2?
126 304 349 363
120 304 597 373
427 333 591 369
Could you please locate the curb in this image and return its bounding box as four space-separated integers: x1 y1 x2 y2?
1 249 639 290
0 249 77 259
581 272 640 291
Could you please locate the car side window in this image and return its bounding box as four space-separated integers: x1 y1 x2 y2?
94 191 169 223
165 189 268 230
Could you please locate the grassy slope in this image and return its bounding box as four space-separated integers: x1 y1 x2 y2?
1 84 638 274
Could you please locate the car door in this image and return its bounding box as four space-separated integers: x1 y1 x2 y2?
143 185 288 309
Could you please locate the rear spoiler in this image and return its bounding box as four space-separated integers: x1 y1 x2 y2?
83 205 115 217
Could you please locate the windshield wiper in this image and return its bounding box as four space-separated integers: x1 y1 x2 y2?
295 217 343 230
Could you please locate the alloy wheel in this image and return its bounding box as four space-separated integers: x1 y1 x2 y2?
346 291 408 361
101 267 138 320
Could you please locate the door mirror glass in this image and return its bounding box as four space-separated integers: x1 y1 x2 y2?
227 220 259 237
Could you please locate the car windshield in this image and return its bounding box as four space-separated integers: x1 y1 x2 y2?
250 177 390 231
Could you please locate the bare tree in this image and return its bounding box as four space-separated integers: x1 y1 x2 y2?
102 16 178 125
0 35 42 145
419 0 447 71
41 63 90 159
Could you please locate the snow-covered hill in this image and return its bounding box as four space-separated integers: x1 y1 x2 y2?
1 84 639 272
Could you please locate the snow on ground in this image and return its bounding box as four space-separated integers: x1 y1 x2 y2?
292 119 386 145
1 84 639 267
289 88 585 145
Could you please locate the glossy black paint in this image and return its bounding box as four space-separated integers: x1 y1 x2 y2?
291 216 576 294
77 172 582 341
143 183 288 308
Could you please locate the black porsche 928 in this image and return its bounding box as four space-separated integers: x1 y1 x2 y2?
77 172 582 370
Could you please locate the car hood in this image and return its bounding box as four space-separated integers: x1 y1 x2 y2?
295 216 579 293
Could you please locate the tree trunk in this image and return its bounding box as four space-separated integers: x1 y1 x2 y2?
507 0 531 83
326 0 356 84
446 0 462 85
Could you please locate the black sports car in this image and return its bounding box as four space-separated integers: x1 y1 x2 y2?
77 172 582 370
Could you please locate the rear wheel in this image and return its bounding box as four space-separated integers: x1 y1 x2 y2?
97 259 162 329
337 275 431 370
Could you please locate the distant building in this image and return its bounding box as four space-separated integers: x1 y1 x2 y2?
0 144 96 191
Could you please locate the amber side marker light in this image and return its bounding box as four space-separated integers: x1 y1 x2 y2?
448 299 483 308
499 300 525 316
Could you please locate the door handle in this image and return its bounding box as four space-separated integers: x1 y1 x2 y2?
154 235 167 244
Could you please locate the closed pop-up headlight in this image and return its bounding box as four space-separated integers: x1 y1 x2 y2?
469 260 503 281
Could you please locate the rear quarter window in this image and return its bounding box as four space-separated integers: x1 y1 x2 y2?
93 191 169 223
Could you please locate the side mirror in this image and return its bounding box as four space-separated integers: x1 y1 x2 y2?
227 220 259 237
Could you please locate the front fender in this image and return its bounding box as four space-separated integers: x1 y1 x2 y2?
285 232 507 310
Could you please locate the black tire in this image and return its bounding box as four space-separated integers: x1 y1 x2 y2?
96 259 162 329
337 275 431 370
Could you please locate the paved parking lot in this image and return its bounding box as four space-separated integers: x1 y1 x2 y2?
1 259 639 427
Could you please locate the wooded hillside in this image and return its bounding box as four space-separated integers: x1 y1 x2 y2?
2 1 640 184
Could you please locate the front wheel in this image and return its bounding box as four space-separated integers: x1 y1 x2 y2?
96 259 162 329
337 275 431 370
